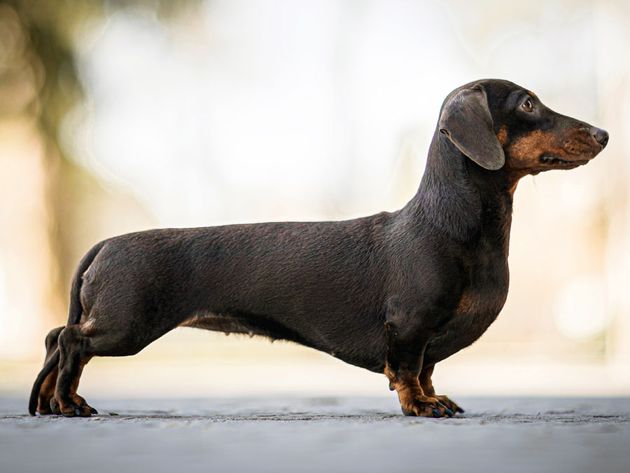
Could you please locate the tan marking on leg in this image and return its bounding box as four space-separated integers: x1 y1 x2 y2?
69 356 92 397
37 366 58 414
420 365 464 414
419 365 435 397
385 364 449 417
70 356 96 415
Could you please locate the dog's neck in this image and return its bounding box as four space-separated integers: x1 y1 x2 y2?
402 130 515 247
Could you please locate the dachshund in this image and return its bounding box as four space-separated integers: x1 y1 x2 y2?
29 79 608 417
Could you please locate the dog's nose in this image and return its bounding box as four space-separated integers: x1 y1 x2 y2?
591 127 609 148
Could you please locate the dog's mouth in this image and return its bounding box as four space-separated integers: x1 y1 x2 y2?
538 155 590 169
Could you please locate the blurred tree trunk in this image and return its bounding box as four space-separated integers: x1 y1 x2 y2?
0 0 196 357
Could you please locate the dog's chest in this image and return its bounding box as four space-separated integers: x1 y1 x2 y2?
459 252 508 311
452 245 510 338
424 243 510 365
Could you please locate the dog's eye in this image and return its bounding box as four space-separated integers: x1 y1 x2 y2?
521 98 534 113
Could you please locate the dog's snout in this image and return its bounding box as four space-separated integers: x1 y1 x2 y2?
591 127 609 148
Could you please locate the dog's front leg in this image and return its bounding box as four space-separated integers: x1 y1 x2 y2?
419 365 464 414
384 303 453 418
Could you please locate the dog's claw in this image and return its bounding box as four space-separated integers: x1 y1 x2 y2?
433 395 464 416
432 409 441 418
89 406 98 415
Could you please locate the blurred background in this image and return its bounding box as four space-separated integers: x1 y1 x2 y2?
1 0 629 400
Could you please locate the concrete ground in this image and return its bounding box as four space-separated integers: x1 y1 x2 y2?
1 396 629 473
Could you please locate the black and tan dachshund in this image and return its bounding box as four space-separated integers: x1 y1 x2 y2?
29 79 608 418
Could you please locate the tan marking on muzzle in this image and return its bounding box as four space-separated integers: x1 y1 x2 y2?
507 130 569 162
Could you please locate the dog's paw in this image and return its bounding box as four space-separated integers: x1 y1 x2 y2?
434 394 464 414
398 390 454 418
51 397 95 417
72 394 98 416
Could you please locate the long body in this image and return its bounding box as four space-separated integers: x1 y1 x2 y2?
29 79 607 417
82 127 511 368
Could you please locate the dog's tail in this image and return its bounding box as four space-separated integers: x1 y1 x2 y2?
28 241 106 416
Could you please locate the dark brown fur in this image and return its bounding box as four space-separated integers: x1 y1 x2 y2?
29 79 608 417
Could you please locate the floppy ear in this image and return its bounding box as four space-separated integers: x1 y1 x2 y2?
438 86 505 170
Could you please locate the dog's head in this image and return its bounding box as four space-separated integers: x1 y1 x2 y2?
438 79 608 176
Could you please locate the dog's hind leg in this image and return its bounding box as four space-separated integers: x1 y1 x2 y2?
35 326 63 415
51 355 96 415
53 307 181 417
53 324 98 417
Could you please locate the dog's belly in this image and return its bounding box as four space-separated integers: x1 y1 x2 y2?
181 311 388 373
180 306 386 373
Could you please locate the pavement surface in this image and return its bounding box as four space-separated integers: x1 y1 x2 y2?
1 396 629 472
